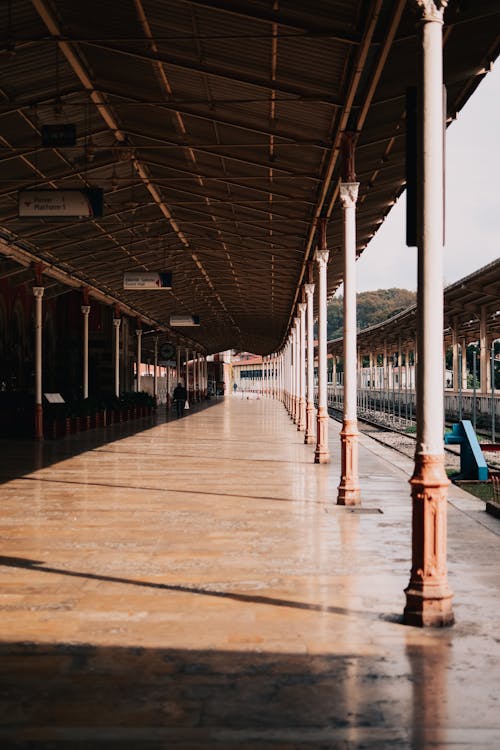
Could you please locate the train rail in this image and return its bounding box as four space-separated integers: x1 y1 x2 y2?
327 405 500 475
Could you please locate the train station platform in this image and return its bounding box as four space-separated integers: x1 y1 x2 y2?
1 397 499 749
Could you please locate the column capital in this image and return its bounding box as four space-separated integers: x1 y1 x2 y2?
33 286 44 299
298 301 307 315
414 0 448 22
304 283 315 299
113 317 121 328
81 305 90 316
315 246 329 268
339 182 360 207
136 328 143 338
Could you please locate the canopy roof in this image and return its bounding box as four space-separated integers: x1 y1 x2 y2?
327 258 500 353
0 0 498 354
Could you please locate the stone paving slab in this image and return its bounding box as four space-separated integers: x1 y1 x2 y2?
0 397 499 749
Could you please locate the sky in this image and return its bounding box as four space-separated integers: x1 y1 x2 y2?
354 63 499 293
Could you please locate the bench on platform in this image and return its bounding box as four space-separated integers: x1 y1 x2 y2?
444 420 488 481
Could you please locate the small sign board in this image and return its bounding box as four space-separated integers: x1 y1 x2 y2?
41 123 76 147
18 188 103 218
123 271 172 290
44 393 65 403
170 314 200 327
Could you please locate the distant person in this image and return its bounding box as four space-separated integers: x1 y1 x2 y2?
172 382 188 418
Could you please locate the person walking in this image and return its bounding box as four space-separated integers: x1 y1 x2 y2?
172 382 188 418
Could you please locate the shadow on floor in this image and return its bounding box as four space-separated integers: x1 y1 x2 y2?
0 398 222 487
0 638 451 749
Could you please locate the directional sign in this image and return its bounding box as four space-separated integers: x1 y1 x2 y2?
169 314 200 327
18 188 103 218
123 271 172 290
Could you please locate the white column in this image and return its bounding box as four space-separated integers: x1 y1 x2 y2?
314 238 330 463
193 351 198 401
451 325 459 392
291 325 297 421
198 354 203 398
33 286 44 440
461 336 468 389
81 304 90 399
176 346 181 385
297 302 307 430
304 283 316 444
113 317 121 398
153 336 158 399
338 181 361 503
480 306 490 394
404 0 453 628
136 327 143 392
185 347 190 400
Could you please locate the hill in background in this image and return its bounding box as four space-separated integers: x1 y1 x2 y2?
327 289 416 341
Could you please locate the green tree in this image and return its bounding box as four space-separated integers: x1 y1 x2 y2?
327 289 416 340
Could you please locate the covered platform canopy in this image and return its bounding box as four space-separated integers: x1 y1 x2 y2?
327 258 500 354
0 0 499 357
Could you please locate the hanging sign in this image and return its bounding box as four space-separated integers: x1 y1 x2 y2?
123 271 172 290
170 314 200 327
18 188 104 218
41 124 76 147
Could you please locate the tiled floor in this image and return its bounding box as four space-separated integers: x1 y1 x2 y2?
0 397 499 749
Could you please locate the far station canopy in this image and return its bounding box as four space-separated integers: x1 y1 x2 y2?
0 0 498 354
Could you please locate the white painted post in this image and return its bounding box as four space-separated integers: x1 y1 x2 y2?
338 181 361 504
404 0 453 627
298 301 307 431
33 286 44 440
153 337 158 399
304 283 316 444
136 326 143 392
113 317 121 398
81 304 90 399
314 229 330 463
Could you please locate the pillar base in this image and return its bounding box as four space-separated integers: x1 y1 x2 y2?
403 587 454 628
314 408 330 463
34 403 44 441
297 398 306 432
403 454 454 628
304 403 315 444
337 419 360 505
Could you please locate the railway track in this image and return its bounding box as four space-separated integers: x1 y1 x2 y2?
328 406 500 474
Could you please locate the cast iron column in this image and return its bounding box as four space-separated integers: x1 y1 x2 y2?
81 303 90 400
33 285 44 440
304 282 316 444
113 316 121 398
314 224 330 463
153 337 158 400
338 180 361 505
297 301 307 431
404 0 454 627
136 323 143 392
185 348 190 401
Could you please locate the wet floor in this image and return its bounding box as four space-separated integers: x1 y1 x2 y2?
0 397 499 749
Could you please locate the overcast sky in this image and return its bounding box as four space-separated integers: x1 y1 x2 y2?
354 63 499 293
